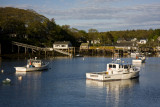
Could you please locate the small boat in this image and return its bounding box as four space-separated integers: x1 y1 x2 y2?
14 57 49 72
86 59 140 81
132 55 145 63
75 54 83 57
2 78 11 84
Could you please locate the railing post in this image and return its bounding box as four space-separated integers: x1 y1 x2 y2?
18 46 20 54
0 43 1 55
74 47 75 56
25 47 27 54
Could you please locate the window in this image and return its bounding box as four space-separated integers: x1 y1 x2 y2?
55 45 60 47
61 45 66 47
109 64 112 68
113 65 116 68
124 65 128 69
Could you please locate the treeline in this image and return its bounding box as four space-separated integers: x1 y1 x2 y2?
0 7 160 48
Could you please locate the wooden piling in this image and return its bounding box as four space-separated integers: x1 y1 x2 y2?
0 43 1 55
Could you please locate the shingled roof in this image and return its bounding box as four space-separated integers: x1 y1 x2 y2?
54 41 71 45
115 41 136 46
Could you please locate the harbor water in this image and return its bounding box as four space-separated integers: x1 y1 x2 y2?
0 57 160 107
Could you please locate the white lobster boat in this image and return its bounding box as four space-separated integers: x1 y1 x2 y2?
86 59 140 81
132 55 146 63
15 57 49 72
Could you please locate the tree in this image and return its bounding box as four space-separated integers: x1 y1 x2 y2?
88 28 98 41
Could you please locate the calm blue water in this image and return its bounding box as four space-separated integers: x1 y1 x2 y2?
0 57 160 107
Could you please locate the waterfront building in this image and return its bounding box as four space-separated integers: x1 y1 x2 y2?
80 43 90 50
53 41 72 49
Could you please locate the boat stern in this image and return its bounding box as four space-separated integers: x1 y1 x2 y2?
14 67 27 72
86 72 106 81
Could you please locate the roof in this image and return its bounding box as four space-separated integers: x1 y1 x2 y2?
115 41 135 46
108 62 131 65
53 41 71 45
117 38 126 41
80 43 89 46
140 39 147 41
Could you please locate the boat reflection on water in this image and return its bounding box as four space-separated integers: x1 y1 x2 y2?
15 71 27 76
132 62 145 68
15 71 42 78
132 62 142 67
15 71 42 82
86 79 139 107
15 71 43 99
0 57 1 71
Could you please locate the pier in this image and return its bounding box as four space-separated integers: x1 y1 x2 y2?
12 41 74 57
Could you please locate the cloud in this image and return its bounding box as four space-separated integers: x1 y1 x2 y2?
1 1 160 31
40 3 160 20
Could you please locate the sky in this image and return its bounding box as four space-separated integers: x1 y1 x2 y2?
0 0 160 32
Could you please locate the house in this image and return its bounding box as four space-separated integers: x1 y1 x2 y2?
115 41 137 50
53 41 72 49
138 39 147 44
87 39 100 45
117 38 126 43
80 43 90 50
131 38 137 42
9 34 17 38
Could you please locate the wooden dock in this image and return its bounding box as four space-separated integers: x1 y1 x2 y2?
12 41 74 56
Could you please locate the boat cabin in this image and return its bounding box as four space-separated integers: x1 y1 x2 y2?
107 63 131 70
106 62 132 75
53 41 72 49
27 59 42 67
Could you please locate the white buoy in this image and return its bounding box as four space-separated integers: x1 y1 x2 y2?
1 69 4 73
83 58 85 60
18 76 23 80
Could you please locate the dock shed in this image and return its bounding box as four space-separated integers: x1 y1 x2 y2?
53 41 72 49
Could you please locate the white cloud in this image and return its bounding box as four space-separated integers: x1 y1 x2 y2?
1 1 160 31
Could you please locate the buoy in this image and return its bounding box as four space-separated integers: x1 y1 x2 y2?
18 76 23 80
2 78 11 84
1 69 4 73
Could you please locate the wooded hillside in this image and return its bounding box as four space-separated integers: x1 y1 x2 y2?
0 7 160 48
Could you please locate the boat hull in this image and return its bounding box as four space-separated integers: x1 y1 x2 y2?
132 59 145 63
86 71 139 81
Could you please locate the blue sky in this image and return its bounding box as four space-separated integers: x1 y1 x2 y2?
1 0 160 32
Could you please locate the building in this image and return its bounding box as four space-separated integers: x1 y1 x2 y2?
80 43 90 50
117 38 126 43
131 38 137 42
138 39 147 44
87 39 101 45
53 41 72 49
115 41 137 50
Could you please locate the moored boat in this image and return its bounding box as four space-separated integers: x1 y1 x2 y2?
86 59 140 81
14 57 49 72
132 55 145 63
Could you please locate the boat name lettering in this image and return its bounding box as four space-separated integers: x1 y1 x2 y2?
105 76 111 78
90 75 98 77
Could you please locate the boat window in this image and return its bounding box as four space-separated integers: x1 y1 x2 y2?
109 64 112 68
124 65 128 69
113 65 116 68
